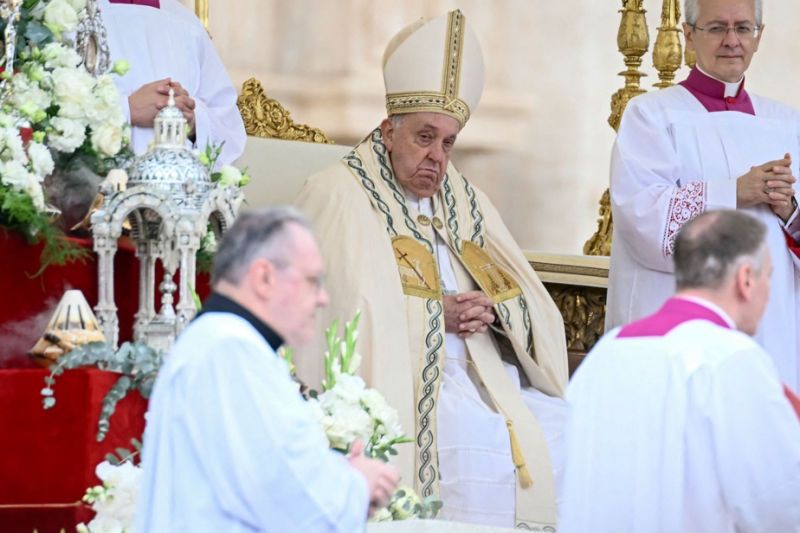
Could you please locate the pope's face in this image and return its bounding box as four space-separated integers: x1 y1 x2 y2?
380 112 461 198
684 0 762 83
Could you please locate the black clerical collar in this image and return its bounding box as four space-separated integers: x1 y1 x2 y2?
199 292 284 352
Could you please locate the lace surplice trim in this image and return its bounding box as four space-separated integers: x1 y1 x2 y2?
663 181 706 257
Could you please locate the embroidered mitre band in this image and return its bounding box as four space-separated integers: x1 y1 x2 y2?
382 9 485 128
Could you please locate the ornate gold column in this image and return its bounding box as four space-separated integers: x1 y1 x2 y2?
584 0 649 256
608 0 649 131
653 0 682 88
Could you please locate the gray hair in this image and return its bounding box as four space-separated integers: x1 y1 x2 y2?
389 114 407 128
673 209 767 291
212 206 311 285
685 0 763 26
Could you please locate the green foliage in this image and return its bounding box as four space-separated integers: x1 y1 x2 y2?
0 185 88 272
1 2 57 56
199 142 223 175
41 341 163 441
104 437 143 466
390 488 443 520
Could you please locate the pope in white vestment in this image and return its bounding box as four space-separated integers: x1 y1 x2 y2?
296 10 569 529
606 66 800 390
100 0 246 165
562 295 800 532
135 294 370 532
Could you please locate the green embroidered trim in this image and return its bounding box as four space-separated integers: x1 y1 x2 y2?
462 175 485 247
345 152 398 237
518 294 534 354
371 130 434 253
417 298 444 497
498 302 511 329
442 175 463 253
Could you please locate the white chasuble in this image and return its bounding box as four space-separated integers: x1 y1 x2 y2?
295 128 569 529
99 0 246 165
608 85 800 389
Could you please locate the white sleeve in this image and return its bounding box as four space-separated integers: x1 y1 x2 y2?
611 98 736 273
185 336 370 532
705 348 800 531
188 27 246 167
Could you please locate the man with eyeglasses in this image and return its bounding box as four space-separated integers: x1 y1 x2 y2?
135 207 399 532
607 0 800 393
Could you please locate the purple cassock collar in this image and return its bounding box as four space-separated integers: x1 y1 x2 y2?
108 0 160 7
617 297 731 338
679 67 755 115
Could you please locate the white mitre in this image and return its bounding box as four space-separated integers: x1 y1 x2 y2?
382 9 485 128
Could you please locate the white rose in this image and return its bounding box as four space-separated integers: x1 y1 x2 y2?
330 374 367 404
0 128 28 163
91 123 123 157
52 68 94 120
361 388 403 440
0 160 31 189
49 116 86 153
43 0 80 37
9 75 52 118
27 142 54 178
86 78 125 128
325 401 373 448
41 42 81 69
218 165 242 186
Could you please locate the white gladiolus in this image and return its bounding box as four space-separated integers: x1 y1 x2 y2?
27 142 55 178
49 116 86 153
41 42 81 69
43 0 80 36
91 123 123 157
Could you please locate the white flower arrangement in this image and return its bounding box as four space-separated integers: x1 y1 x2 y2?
0 0 131 267
297 312 442 521
74 314 440 529
77 459 142 533
305 312 411 461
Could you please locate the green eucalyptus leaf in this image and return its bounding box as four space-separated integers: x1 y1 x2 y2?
105 453 120 466
23 20 52 45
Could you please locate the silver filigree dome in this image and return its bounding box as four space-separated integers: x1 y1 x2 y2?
127 88 211 205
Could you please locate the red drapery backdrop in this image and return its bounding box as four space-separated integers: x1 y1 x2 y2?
0 229 210 530
0 369 147 532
